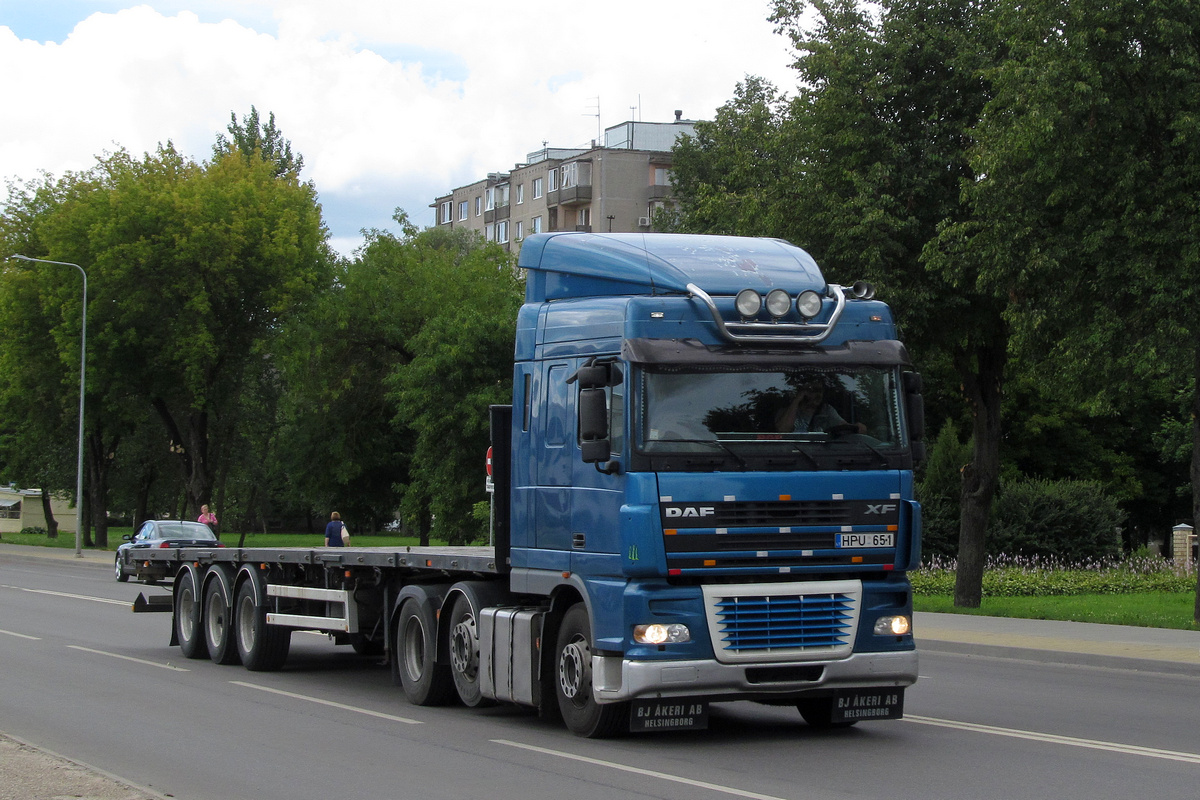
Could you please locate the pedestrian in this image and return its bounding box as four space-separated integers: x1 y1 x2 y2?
325 511 349 547
197 504 219 534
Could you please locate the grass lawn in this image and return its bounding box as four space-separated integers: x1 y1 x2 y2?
915 592 1199 631
0 528 452 550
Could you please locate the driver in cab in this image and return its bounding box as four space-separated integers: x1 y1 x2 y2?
775 374 866 434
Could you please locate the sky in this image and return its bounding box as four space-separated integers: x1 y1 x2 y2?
0 1 801 256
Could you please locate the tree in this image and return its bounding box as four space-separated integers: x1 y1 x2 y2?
273 213 523 543
213 106 304 178
668 0 1003 604
944 0 1200 543
1 137 331 543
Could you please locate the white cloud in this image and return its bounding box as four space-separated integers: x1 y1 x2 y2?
0 1 799 253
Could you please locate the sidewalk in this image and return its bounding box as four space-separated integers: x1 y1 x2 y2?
916 611 1200 675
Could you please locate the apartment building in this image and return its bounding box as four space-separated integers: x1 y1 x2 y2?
431 115 696 251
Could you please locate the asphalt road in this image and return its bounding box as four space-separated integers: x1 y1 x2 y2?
2 549 1198 800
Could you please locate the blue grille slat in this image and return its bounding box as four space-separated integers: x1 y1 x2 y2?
713 592 856 653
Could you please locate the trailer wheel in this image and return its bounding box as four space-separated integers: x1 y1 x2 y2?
174 567 208 660
797 697 857 729
203 570 241 665
554 604 626 738
234 575 290 671
447 595 493 708
393 598 453 706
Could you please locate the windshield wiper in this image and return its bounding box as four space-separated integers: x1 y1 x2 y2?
657 438 748 469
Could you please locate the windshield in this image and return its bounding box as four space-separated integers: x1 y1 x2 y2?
635 366 907 470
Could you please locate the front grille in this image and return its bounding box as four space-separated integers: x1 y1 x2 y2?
703 581 861 664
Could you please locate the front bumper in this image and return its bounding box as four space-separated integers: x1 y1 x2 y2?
592 648 918 704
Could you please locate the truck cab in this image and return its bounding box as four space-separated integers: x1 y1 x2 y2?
505 232 923 735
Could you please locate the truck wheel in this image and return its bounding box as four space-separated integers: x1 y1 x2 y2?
174 567 208 660
234 575 290 671
203 570 241 665
447 595 492 708
114 556 129 583
797 697 857 729
554 604 626 738
393 598 453 706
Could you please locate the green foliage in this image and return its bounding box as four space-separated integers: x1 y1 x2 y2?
988 479 1124 560
213 106 304 177
913 593 1198 630
912 554 1194 597
915 420 971 557
19 527 48 537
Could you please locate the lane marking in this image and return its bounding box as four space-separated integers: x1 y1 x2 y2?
230 681 422 725
492 739 787 800
905 715 1200 765
0 584 130 606
66 645 189 672
0 628 41 640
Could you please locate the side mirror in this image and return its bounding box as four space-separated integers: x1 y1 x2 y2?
903 371 925 460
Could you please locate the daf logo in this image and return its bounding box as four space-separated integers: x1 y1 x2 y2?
865 504 898 515
665 506 716 518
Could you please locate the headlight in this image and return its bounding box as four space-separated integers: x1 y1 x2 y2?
796 290 823 319
873 615 911 636
765 288 792 318
735 289 762 318
633 623 691 644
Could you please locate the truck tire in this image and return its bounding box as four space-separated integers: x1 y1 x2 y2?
393 598 453 706
554 604 627 738
203 568 241 665
797 697 857 729
234 573 290 671
447 594 492 708
174 567 208 660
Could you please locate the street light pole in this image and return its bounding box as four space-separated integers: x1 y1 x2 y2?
10 255 87 557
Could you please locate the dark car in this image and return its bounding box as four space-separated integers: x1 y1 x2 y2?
115 520 224 583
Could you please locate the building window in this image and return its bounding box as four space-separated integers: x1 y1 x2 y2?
497 220 509 243
515 220 523 240
653 167 672 186
486 187 495 212
577 208 590 228
485 223 494 241
548 169 558 192
533 177 544 199
497 184 510 209
531 216 542 234
458 201 468 221
439 201 452 224
0 500 20 520
475 196 482 216
560 163 576 189
516 184 524 204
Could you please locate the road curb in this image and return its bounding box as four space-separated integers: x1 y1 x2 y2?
919 637 1200 677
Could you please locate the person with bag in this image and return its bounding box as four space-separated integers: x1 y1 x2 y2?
197 504 219 535
324 511 349 547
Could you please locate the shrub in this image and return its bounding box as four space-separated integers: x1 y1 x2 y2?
915 421 971 558
19 526 48 536
989 478 1124 560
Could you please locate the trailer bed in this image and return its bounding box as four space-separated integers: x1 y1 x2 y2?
129 545 502 575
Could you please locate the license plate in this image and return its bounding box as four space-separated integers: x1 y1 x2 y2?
832 689 904 722
630 699 709 732
836 533 894 548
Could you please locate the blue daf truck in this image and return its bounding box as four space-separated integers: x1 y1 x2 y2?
130 232 924 738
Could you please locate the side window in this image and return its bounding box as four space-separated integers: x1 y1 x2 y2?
137 522 154 540
546 364 569 446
